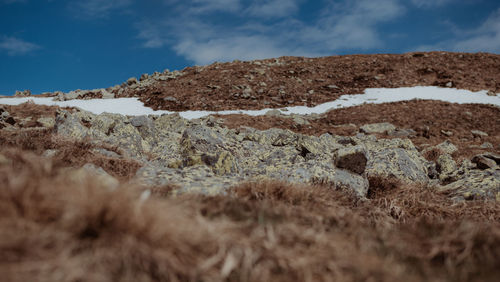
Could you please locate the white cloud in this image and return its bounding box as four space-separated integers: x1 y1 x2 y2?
70 0 133 18
137 0 405 64
413 8 500 53
411 0 453 8
0 36 40 56
452 8 500 53
246 0 300 18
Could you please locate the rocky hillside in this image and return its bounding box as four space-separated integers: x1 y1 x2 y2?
1 52 500 281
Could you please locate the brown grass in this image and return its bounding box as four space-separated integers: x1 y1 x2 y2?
0 128 141 180
0 150 499 282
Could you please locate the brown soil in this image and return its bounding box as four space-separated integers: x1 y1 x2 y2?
119 52 500 111
219 100 500 161
0 150 499 282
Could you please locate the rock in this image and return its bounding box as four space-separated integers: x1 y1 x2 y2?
360 122 396 134
366 148 429 183
472 154 499 170
445 81 453 87
334 146 367 174
439 168 500 201
127 77 138 86
265 109 282 117
164 96 178 103
101 89 115 99
130 115 151 127
42 149 58 158
471 130 488 138
14 90 31 97
487 90 497 96
36 117 55 128
292 116 310 125
65 91 80 100
140 73 149 81
434 140 458 155
481 152 500 164
440 130 453 137
436 154 456 181
326 84 339 89
388 128 417 137
4 116 16 126
480 142 494 149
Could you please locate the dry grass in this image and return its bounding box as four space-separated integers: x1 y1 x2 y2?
0 128 141 180
0 149 499 282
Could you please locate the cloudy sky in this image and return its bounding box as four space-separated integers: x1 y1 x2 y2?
0 0 499 95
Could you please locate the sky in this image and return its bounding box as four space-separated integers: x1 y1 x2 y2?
0 0 499 95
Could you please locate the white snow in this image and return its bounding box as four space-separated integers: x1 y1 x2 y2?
0 86 498 119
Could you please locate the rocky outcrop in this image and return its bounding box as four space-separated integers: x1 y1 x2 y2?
52 109 436 198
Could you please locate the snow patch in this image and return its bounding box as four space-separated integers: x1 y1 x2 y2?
0 86 498 119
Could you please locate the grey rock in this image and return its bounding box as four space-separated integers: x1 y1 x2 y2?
480 142 494 149
101 89 115 99
366 148 429 183
130 115 151 127
360 122 396 134
471 130 488 138
472 154 498 170
127 77 138 86
436 154 456 181
37 117 55 128
164 96 178 103
439 168 500 201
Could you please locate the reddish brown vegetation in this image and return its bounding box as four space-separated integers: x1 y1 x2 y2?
119 52 500 111
0 150 499 282
0 127 141 180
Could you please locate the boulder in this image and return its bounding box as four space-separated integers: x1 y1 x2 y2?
472 154 499 170
360 122 396 134
37 117 55 128
436 154 456 181
439 168 500 201
366 148 429 183
471 130 488 138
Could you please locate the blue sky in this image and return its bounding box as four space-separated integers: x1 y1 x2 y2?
0 0 499 95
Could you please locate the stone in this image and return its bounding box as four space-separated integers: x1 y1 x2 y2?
101 89 115 99
360 122 396 134
37 117 55 128
440 130 453 137
140 73 149 81
472 154 498 170
265 109 282 117
445 81 453 87
487 90 497 96
480 142 494 149
14 90 31 97
439 168 500 201
127 77 138 86
471 130 488 138
434 140 458 155
365 147 429 183
292 116 310 125
42 149 58 158
65 91 80 100
334 146 367 175
164 96 178 103
326 84 339 89
130 115 151 127
436 154 456 180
